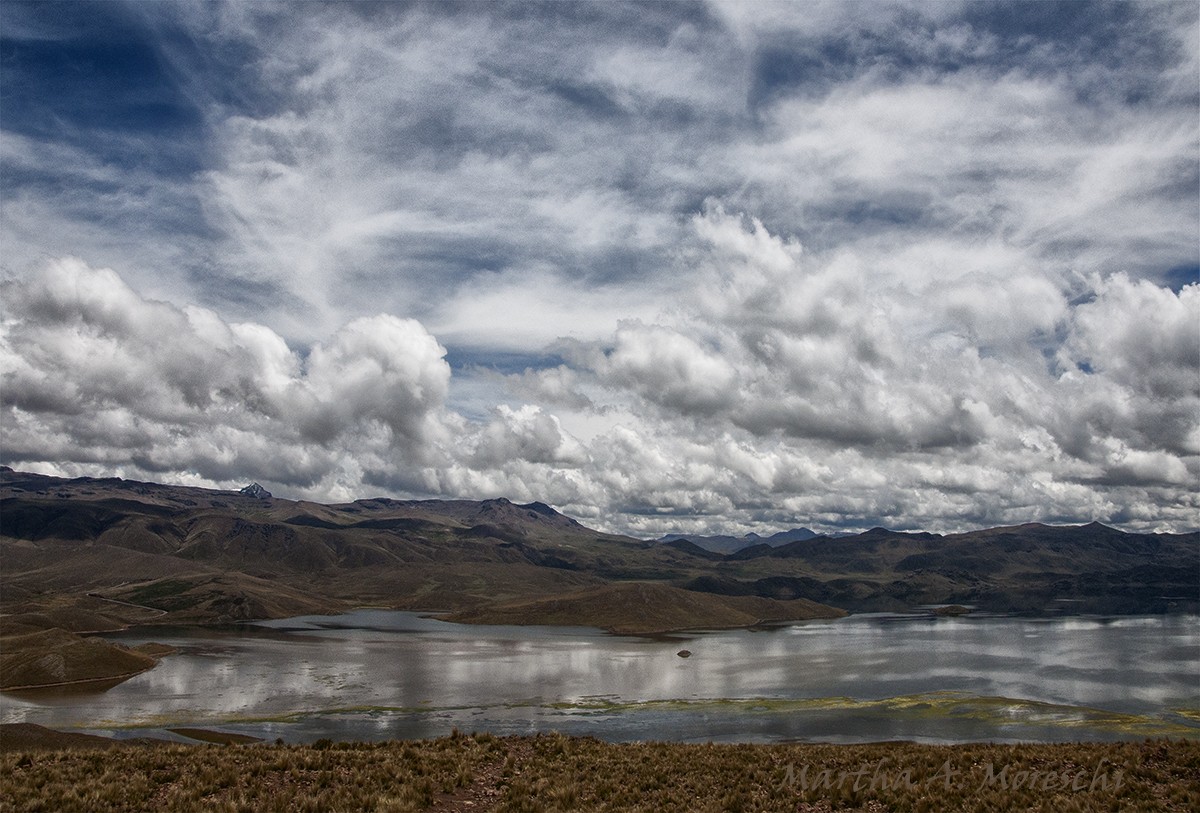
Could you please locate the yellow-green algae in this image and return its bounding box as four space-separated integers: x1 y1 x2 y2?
546 692 1200 737
86 691 1200 740
1174 708 1200 724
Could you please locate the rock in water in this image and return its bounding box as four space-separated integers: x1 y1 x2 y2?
676 649 692 658
933 604 970 617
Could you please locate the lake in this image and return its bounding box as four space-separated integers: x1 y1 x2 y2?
2 611 1197 745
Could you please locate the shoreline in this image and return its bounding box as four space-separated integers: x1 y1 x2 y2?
9 688 1197 748
100 604 1200 644
5 722 1200 751
0 668 157 693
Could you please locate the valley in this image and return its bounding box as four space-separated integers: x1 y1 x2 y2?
1 467 1196 690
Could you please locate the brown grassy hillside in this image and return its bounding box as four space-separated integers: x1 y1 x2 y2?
447 581 845 634
3 468 1195 649
0 628 158 690
0 729 1196 812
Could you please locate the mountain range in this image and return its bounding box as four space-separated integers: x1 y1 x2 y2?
657 528 819 554
1 467 1196 688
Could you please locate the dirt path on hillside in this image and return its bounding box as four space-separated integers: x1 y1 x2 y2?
2 671 149 692
85 590 169 618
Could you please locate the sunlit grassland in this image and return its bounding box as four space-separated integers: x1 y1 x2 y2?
1 733 1197 812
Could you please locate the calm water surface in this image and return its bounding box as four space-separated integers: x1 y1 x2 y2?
2 612 1196 744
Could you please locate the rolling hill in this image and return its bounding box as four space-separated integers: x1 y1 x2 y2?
446 581 845 634
657 527 819 554
1 467 1196 686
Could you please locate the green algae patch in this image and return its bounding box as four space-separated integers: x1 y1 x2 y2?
1173 708 1200 724
543 692 1200 739
78 692 1200 743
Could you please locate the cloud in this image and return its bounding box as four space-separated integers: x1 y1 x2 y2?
505 209 1198 532
428 267 673 352
1065 274 1200 401
3 251 1197 534
469 405 586 469
588 323 740 417
1 1 1197 535
6 2 1195 336
1056 274 1200 464
1 258 453 485
301 315 450 454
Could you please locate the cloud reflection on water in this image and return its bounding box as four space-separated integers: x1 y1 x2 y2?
1 612 1195 743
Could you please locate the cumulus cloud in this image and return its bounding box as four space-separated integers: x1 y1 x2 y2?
1065 275 1200 401
1 1 1197 535
2 251 1197 534
510 210 1199 532
1 258 453 486
1055 275 1200 464
586 323 740 417
469 405 586 469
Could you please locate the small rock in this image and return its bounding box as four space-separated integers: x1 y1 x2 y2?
676 649 692 658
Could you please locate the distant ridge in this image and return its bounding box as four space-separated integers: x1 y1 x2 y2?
2 468 1197 638
656 527 818 554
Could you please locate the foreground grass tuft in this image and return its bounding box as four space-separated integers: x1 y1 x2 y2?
1 734 1197 812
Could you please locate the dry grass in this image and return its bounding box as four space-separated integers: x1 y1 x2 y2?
0 730 503 813
1 733 1196 812
490 735 1200 812
445 582 844 634
0 628 158 690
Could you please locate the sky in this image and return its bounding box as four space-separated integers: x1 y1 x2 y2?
1 0 1197 537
